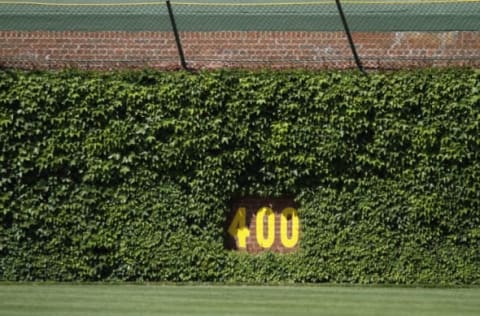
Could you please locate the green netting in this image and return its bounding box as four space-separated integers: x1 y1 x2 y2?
0 0 479 32
343 1 480 32
0 1 169 31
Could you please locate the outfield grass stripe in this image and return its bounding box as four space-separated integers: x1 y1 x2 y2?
0 285 479 316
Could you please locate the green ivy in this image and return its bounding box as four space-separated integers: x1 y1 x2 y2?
0 69 479 284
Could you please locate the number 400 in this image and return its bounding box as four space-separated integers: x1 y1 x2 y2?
228 207 300 249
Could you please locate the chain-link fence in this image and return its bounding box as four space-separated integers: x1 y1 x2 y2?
1 0 480 69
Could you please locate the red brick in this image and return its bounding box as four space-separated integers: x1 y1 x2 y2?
1 30 479 70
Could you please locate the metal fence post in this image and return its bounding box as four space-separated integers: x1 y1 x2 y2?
166 0 188 70
335 0 365 73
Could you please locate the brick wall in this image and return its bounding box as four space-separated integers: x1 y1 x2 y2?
1 31 479 70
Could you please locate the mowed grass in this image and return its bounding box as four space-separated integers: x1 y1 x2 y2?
0 284 479 316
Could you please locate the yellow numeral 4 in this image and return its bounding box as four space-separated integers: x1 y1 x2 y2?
227 207 250 249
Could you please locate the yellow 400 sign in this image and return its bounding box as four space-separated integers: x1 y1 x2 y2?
227 204 300 252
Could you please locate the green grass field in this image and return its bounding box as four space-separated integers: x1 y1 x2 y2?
0 284 479 316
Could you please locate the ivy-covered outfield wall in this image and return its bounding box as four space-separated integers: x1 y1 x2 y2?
1 69 479 284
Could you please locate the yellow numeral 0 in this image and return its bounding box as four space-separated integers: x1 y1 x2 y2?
280 207 299 248
256 207 275 248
